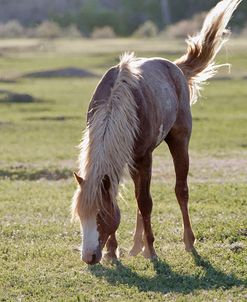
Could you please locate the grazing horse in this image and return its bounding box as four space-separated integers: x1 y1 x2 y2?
72 0 241 264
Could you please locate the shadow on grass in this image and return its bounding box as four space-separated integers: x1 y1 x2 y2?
89 249 246 294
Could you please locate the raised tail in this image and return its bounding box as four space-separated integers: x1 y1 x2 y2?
175 0 242 105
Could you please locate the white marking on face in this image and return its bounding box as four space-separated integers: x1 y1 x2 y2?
82 215 99 257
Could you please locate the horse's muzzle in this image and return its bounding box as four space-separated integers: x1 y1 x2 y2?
82 246 102 265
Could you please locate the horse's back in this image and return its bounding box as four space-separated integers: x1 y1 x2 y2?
87 57 191 156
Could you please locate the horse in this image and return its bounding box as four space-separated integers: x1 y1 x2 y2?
72 0 242 265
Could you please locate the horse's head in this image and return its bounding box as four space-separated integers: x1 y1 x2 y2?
74 173 120 265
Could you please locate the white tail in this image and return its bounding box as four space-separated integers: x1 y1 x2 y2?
175 0 242 104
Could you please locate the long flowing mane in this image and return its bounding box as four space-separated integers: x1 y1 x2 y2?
72 53 141 220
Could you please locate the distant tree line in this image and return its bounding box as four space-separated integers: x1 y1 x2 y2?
51 0 247 36
0 0 246 37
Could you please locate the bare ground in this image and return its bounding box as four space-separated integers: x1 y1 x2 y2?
1 152 246 184
23 67 97 78
151 153 247 184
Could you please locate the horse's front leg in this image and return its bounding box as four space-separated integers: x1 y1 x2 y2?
103 233 118 261
129 152 157 259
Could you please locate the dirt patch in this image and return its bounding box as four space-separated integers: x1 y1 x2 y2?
2 154 246 183
0 121 12 128
151 154 247 184
23 67 97 78
0 165 72 181
26 115 80 121
0 79 17 83
0 41 42 53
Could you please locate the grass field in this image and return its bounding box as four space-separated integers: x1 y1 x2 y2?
0 38 246 301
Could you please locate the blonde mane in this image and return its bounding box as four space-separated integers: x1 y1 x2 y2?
72 53 141 220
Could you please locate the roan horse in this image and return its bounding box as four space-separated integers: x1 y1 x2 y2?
72 0 242 264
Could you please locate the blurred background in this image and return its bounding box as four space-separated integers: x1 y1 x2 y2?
0 0 246 39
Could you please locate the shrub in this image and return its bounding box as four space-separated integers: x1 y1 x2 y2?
0 20 24 38
91 26 116 39
36 21 63 39
132 20 158 38
162 12 206 38
0 20 83 39
64 24 82 38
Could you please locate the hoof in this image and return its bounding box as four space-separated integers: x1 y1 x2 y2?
103 252 118 262
184 232 195 252
129 244 143 257
185 244 196 252
142 247 157 259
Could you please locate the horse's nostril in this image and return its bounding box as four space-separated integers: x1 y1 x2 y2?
82 247 102 265
91 253 96 263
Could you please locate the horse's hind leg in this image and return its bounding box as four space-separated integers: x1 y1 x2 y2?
129 152 157 259
129 210 144 256
165 129 195 251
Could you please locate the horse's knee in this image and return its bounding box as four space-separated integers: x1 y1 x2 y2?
138 195 153 216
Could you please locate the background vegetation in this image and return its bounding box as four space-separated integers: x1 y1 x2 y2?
0 0 247 38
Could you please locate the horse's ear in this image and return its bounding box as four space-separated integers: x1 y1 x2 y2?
73 172 84 185
102 175 110 192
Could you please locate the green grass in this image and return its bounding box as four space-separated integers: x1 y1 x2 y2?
0 38 246 301
0 181 246 301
